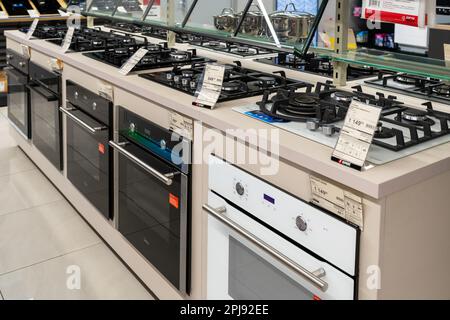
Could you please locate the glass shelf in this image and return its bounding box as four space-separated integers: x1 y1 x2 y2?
333 48 450 81
113 0 145 21
87 0 118 17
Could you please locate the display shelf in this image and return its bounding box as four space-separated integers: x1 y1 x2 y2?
333 48 450 81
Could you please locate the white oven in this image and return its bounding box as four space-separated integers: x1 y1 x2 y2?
204 155 359 300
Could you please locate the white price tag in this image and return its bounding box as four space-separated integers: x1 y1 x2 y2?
60 27 75 53
361 0 426 28
193 64 225 109
117 6 127 13
58 9 72 17
27 9 40 18
332 101 382 170
118 48 148 75
310 175 364 229
0 11 8 19
26 19 39 40
169 112 194 140
91 7 98 11
148 5 161 18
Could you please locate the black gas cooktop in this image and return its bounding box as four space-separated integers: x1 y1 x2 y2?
20 24 68 39
258 52 378 81
139 61 310 103
189 37 277 58
46 28 143 52
365 71 450 104
256 82 450 152
84 43 214 71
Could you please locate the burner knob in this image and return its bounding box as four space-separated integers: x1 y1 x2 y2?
235 182 245 196
166 73 174 81
74 91 79 99
307 119 320 131
296 216 307 232
322 124 336 137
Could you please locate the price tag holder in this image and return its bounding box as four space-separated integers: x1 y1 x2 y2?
118 48 148 75
332 100 382 171
27 9 40 18
60 27 75 53
26 19 39 40
193 64 225 109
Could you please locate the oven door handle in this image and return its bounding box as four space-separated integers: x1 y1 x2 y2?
109 141 175 186
26 84 58 102
60 107 107 134
203 203 329 292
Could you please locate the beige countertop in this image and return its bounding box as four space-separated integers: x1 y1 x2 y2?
6 29 450 200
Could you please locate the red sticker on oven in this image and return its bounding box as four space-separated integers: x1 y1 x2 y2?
169 193 179 209
98 143 105 154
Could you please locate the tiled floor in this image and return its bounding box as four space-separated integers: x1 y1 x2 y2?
0 107 153 300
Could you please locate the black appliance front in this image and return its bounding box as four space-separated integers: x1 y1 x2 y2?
28 62 62 170
3 1 33 16
5 49 30 138
65 80 112 219
30 0 60 14
114 107 191 294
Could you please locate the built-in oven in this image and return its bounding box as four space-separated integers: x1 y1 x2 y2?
61 80 113 219
28 61 62 170
6 49 30 138
110 107 191 294
204 155 359 300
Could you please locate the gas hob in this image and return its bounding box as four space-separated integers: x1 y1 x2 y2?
234 83 450 165
139 61 310 103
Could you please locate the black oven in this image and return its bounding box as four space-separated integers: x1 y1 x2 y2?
62 80 113 220
28 62 62 170
6 49 30 138
110 107 191 294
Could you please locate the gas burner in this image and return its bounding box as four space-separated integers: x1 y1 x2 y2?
114 48 129 55
170 51 189 61
147 44 162 52
331 91 354 103
432 85 450 97
290 94 319 108
374 122 396 139
396 108 436 126
208 41 222 47
258 76 277 87
236 47 250 53
394 75 417 85
222 81 243 92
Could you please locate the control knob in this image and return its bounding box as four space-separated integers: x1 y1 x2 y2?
235 182 245 196
296 216 307 232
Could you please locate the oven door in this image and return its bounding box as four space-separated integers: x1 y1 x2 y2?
6 67 30 138
205 191 355 300
28 82 62 170
62 105 111 219
110 139 189 294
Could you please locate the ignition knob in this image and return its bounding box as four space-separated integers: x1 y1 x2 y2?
296 216 307 232
235 182 245 196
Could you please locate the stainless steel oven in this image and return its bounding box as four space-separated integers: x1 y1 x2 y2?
6 49 30 138
28 62 62 170
61 80 113 219
204 155 359 300
110 107 191 294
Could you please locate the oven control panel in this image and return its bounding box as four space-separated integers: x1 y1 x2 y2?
208 155 358 276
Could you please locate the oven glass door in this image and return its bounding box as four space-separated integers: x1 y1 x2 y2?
115 140 188 293
6 68 30 138
29 83 62 170
66 106 110 219
206 191 355 300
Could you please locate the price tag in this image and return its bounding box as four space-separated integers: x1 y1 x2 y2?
169 112 194 140
361 0 426 28
148 5 161 18
98 81 114 101
27 9 40 18
117 6 127 13
0 11 8 19
26 19 39 40
58 9 71 17
193 64 225 109
332 100 382 171
60 27 75 53
139 5 147 11
310 175 364 229
118 48 148 75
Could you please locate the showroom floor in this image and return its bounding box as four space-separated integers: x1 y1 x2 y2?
0 108 153 300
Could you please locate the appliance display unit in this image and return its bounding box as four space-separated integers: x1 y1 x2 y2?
111 107 192 294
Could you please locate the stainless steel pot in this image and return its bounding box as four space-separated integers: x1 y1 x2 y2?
213 8 239 33
268 3 316 42
237 5 266 36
